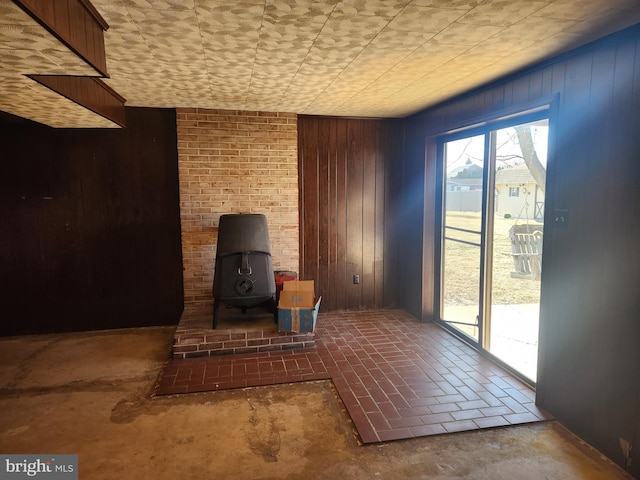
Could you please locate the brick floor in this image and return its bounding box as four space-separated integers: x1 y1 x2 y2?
155 309 552 443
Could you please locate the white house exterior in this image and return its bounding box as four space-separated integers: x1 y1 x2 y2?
495 164 545 220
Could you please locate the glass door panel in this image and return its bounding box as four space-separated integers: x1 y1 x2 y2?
487 119 548 381
441 135 485 342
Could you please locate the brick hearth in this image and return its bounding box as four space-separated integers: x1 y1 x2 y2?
173 306 315 359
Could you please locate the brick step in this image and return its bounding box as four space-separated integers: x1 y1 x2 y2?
173 309 315 359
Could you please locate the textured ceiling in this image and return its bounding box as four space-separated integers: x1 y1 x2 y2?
93 0 640 117
2 0 640 126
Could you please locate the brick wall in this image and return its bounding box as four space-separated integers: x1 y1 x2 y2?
176 108 299 311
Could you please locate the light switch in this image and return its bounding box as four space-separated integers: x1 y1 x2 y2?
552 209 569 227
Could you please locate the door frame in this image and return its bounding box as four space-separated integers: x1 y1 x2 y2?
433 104 555 385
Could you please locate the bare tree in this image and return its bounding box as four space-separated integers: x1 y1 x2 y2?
515 125 546 193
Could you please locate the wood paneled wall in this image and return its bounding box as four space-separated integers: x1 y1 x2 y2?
402 25 640 476
0 107 183 335
298 116 403 312
29 75 126 127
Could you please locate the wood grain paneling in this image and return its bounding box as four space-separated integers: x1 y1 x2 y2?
402 25 640 477
29 75 126 127
15 0 109 76
298 116 402 312
396 128 428 320
0 107 183 336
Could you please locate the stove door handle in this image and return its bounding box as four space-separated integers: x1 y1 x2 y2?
239 252 252 276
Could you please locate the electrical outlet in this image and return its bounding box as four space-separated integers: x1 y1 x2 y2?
353 274 360 284
620 438 632 469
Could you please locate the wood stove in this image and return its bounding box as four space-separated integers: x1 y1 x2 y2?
212 213 276 328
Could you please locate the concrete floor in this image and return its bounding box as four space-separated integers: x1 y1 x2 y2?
0 326 632 479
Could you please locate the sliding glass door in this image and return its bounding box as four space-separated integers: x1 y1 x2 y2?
438 111 549 382
441 134 485 342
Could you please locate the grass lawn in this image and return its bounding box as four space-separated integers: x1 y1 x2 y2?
443 211 542 307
